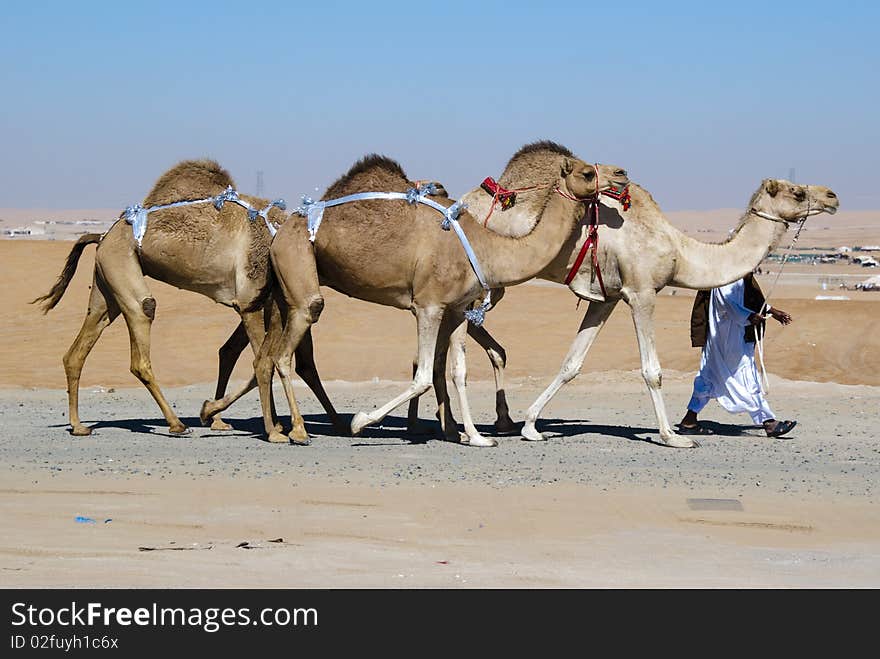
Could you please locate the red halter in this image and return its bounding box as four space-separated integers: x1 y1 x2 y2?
560 164 605 297
478 177 545 227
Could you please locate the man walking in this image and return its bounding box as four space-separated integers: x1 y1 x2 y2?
678 272 797 438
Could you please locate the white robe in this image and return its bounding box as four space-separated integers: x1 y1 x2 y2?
686 279 775 424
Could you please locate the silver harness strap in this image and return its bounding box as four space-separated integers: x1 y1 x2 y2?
123 185 286 247
294 183 492 325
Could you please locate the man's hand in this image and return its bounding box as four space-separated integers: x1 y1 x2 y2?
769 307 793 325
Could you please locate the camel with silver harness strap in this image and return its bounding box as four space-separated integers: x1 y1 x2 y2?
32 159 337 445
202 144 629 447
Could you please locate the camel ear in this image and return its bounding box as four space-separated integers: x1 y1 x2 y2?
765 179 780 197
561 158 574 177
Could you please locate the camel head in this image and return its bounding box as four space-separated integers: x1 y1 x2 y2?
559 159 629 199
752 179 839 222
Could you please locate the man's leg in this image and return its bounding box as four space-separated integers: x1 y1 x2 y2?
680 373 712 430
744 346 796 437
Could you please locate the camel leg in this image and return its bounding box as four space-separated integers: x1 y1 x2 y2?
63 274 120 435
203 322 344 435
207 321 249 430
266 299 322 445
263 303 283 431
521 300 617 441
294 328 348 436
98 260 188 434
430 311 464 444
466 287 514 433
252 238 325 445
201 373 258 424
627 292 697 449
405 355 434 435
202 373 287 433
467 323 516 434
351 305 444 436
199 312 266 428
448 320 497 447
252 308 290 443
205 304 293 430
406 358 418 428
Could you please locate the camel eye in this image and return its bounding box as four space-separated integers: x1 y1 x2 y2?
583 171 595 180
794 189 806 201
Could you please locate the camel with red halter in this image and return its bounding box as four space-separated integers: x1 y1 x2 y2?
432 177 839 448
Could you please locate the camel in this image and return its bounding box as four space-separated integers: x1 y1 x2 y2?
419 177 839 448
33 159 336 444
202 142 629 446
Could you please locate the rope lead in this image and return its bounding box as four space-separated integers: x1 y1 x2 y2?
754 208 809 394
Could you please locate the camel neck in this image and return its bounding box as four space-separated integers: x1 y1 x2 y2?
462 190 585 288
670 210 788 289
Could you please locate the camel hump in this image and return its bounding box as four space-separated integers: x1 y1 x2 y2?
507 140 574 166
324 154 409 198
144 159 236 207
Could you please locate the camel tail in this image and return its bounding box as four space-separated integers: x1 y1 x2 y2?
31 233 103 313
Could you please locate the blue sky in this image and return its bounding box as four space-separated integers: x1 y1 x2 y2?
1 0 878 210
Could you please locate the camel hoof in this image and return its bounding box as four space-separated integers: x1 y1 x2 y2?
70 425 92 437
663 433 699 449
267 430 289 443
351 411 372 436
288 428 311 446
520 425 547 442
494 416 518 435
169 424 191 435
199 400 215 426
461 433 498 448
210 418 233 431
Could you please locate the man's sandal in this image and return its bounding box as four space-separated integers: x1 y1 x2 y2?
766 419 797 438
677 424 713 435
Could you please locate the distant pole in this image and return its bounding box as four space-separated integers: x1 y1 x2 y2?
256 170 264 197
788 167 795 183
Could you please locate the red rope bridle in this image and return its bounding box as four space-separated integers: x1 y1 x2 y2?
479 178 545 227
559 164 605 296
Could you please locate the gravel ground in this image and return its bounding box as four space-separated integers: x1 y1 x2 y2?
3 373 878 501
2 373 879 588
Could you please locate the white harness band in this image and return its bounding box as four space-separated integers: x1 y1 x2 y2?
294 183 493 325
123 186 286 247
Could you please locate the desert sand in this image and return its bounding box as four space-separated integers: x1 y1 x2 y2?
1 234 879 588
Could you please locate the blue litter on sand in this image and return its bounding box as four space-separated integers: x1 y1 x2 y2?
75 516 97 524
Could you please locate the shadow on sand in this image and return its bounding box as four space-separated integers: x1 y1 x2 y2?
49 413 779 445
